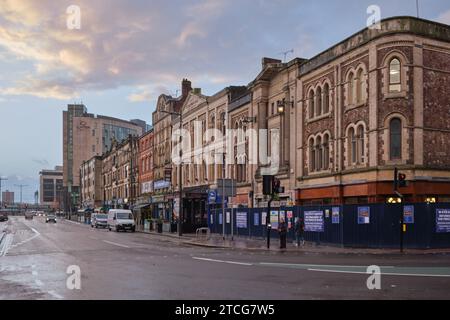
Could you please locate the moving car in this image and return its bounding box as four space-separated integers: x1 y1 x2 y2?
25 212 34 220
91 213 108 229
107 209 136 232
46 215 57 223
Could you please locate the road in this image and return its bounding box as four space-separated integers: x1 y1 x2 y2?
1 216 450 300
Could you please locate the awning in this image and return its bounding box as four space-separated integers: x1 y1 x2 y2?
132 204 151 211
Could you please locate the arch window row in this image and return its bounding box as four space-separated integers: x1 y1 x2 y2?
308 82 331 119
309 133 331 172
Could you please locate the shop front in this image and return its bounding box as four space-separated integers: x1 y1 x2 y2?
183 186 209 233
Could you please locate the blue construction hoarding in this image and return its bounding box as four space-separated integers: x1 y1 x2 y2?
208 203 450 249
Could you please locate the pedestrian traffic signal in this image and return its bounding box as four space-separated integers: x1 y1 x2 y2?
398 173 407 188
394 168 407 191
263 175 272 195
272 177 281 194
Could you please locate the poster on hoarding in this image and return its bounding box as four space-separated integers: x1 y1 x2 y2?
287 211 293 229
403 205 414 224
219 213 223 225
270 211 279 230
358 207 370 224
210 214 214 225
436 209 450 233
236 212 247 229
226 211 231 224
332 207 340 224
261 212 267 226
279 211 286 223
304 211 324 232
254 213 260 226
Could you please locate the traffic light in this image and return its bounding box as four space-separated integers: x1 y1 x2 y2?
262 175 273 195
394 168 407 191
398 173 407 188
272 177 281 194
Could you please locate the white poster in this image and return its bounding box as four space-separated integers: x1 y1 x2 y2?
226 211 231 224
261 212 267 226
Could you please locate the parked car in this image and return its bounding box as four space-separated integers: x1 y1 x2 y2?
46 215 57 223
107 209 136 232
0 214 8 222
25 212 34 220
91 213 108 229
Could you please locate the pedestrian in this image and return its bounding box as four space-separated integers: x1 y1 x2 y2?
279 218 287 249
294 217 300 246
297 217 305 246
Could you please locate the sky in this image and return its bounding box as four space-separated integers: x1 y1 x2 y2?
0 0 449 202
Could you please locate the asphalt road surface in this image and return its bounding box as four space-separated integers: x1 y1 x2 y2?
1 216 450 300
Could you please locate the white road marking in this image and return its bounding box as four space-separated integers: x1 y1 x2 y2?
32 270 38 276
308 268 450 278
0 234 14 257
192 257 253 266
47 290 64 300
102 240 130 248
260 262 395 269
34 279 43 286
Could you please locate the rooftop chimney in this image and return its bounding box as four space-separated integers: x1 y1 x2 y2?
261 57 282 70
192 88 202 95
181 78 192 97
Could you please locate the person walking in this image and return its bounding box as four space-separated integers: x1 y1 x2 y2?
279 218 287 249
294 217 300 246
296 217 305 247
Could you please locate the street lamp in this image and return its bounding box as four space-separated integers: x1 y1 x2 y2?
160 109 183 237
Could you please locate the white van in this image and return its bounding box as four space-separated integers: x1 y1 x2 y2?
107 209 136 232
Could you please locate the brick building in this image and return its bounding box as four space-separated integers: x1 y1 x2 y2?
294 16 450 205
134 128 154 223
152 79 191 220
80 156 103 209
102 135 140 209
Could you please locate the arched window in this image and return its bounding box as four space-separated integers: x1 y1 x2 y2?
356 69 364 104
389 58 401 93
316 136 322 171
323 134 330 170
309 90 315 118
309 138 315 172
390 118 402 160
349 128 356 164
323 83 330 114
348 72 354 105
316 87 322 117
357 125 365 164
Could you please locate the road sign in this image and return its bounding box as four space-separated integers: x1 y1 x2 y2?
217 179 236 197
208 190 217 203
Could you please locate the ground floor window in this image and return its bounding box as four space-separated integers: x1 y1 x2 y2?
344 197 369 205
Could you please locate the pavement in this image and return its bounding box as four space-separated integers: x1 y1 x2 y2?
1 216 450 300
135 226 450 255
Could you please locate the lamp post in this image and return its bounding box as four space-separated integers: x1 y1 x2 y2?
0 176 8 208
160 109 183 237
15 184 28 206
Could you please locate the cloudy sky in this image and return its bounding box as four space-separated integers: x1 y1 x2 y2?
0 0 449 202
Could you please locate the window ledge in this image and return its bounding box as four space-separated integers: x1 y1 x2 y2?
385 159 407 166
308 169 332 176
383 91 408 100
307 112 332 124
345 102 367 112
346 163 367 170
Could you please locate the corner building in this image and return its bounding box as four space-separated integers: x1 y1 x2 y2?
294 17 450 205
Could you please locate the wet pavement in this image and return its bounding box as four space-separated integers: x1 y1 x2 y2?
1 216 450 300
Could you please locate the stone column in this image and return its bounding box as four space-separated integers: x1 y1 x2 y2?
413 41 424 166
368 44 378 167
